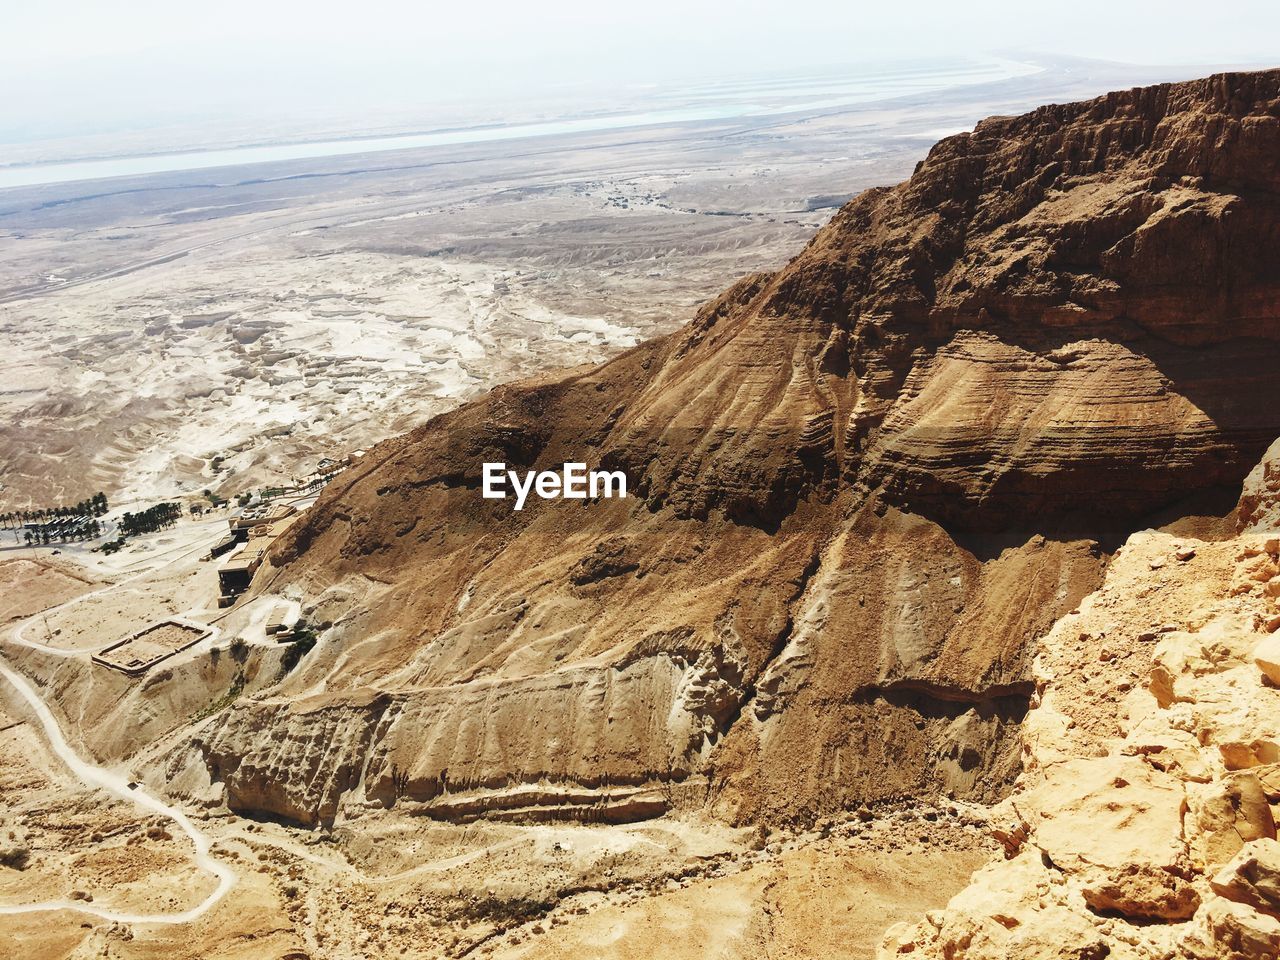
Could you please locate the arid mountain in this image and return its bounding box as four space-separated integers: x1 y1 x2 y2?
883 435 1280 959
165 70 1280 841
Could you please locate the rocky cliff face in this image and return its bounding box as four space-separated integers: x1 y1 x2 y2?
881 451 1280 959
176 71 1280 830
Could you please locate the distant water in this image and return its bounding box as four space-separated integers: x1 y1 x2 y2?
0 58 1040 191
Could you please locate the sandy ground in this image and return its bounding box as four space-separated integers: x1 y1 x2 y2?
0 558 97 624
489 831 991 960
0 699 214 919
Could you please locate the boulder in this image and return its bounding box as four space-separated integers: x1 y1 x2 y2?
1255 633 1280 686
1187 773 1277 870
1211 838 1280 912
1180 896 1280 960
1019 756 1198 919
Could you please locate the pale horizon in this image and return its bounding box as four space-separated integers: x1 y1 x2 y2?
3 0 1277 155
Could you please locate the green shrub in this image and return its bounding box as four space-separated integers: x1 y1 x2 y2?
280 630 318 674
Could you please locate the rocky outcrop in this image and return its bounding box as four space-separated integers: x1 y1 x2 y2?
1241 438 1280 532
190 71 1280 828
201 691 390 827
1212 839 1280 913
881 499 1280 958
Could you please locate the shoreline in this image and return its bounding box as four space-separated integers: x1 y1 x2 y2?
0 57 1043 191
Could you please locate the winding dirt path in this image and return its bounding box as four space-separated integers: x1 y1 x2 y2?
0 496 326 921
0 526 239 923
0 662 237 923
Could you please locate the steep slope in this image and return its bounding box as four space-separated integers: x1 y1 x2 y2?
881 446 1280 959
166 70 1280 830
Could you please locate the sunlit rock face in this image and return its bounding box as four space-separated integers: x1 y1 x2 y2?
174 71 1280 830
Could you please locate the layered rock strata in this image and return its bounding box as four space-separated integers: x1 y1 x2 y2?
881 444 1280 958
168 71 1280 830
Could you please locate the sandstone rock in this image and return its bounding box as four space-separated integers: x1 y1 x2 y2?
1149 632 1204 706
1149 620 1257 707
1180 895 1280 960
1219 739 1280 771
1210 838 1280 912
1121 721 1211 783
884 459 1280 957
878 850 1110 960
1255 633 1280 686
1239 438 1280 533
1186 773 1277 870
1077 862 1200 922
1233 554 1280 597
1019 756 1197 919
877 421 1280 956
1250 763 1280 802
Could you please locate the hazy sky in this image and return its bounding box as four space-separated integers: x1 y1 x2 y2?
3 1 1277 144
